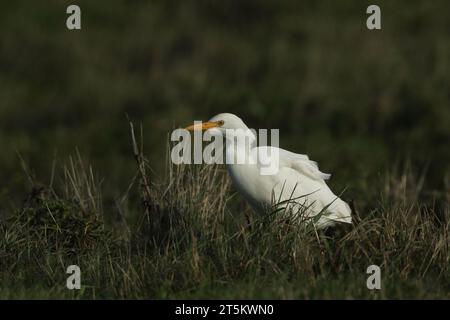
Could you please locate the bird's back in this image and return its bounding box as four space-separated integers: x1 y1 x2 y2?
227 146 352 228
272 166 352 228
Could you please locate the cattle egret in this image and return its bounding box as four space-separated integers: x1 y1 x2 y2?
185 113 352 228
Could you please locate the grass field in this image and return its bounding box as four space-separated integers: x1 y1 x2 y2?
0 139 448 299
0 1 449 299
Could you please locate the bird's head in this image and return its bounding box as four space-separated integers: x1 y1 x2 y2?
184 113 251 139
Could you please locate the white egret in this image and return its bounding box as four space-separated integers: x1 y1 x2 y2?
185 113 352 228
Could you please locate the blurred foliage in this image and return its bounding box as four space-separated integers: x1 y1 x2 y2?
0 0 449 208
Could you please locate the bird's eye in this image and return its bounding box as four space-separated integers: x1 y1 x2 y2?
217 120 224 126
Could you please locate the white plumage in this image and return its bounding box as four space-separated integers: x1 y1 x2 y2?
186 113 352 229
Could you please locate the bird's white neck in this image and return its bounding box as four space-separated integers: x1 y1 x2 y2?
224 132 257 166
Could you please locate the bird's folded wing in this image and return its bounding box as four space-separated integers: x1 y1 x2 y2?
255 146 331 181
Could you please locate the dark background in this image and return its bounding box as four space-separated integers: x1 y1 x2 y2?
1 0 449 210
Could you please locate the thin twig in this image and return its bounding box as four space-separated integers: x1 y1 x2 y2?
127 116 153 221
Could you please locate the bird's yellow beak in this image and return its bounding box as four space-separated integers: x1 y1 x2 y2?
184 121 224 131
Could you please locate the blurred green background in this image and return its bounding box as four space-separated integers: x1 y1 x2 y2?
0 0 449 210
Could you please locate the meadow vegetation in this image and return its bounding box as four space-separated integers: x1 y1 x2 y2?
0 134 448 299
